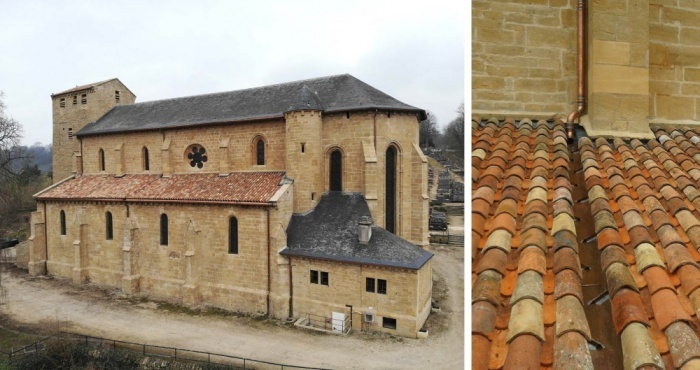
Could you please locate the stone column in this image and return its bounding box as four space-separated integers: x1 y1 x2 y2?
362 140 378 220
182 220 200 305
583 0 654 138
121 217 141 294
72 208 89 284
219 138 230 176
28 210 47 276
162 137 172 177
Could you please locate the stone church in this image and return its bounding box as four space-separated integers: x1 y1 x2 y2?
27 74 433 337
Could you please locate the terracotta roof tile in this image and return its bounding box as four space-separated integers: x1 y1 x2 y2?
519 227 547 252
510 271 544 305
601 245 630 272
553 247 583 278
554 269 584 303
650 289 692 330
597 227 625 250
677 265 700 296
552 331 594 370
620 322 664 370
663 243 698 273
472 335 491 370
36 172 286 204
507 299 545 342
636 243 667 273
476 249 508 276
665 321 700 368
503 334 542 369
472 301 498 337
552 230 578 253
517 247 547 276
611 288 650 334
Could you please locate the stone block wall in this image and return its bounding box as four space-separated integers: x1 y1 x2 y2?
649 0 700 122
52 80 135 182
472 0 576 117
40 192 294 317
290 257 428 337
80 120 286 176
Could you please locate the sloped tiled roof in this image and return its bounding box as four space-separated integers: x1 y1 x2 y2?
51 78 120 97
36 172 286 205
282 192 432 269
471 119 594 369
578 129 700 369
77 74 426 137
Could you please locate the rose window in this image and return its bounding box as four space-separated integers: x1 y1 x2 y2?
187 145 208 168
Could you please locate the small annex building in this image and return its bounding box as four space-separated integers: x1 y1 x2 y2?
28 74 432 338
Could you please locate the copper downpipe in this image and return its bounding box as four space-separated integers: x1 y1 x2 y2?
567 0 587 140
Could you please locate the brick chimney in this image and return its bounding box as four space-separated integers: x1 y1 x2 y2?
359 216 372 245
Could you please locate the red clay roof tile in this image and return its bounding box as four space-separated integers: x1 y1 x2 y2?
473 199 492 219
540 325 555 366
611 288 650 334
543 294 556 327
510 271 544 305
503 334 541 370
601 245 629 272
606 262 640 296
495 198 519 218
477 249 508 277
520 213 548 234
677 265 700 296
627 226 653 249
517 247 547 276
552 230 578 253
665 321 700 369
657 224 685 248
594 210 618 233
519 228 547 252
597 227 625 250
37 172 285 204
472 335 492 370
473 301 498 337
553 269 584 303
643 266 676 295
523 199 548 218
552 331 594 370
473 270 503 307
650 289 692 331
553 247 582 278
663 243 698 273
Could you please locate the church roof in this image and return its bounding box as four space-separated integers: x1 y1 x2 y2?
77 74 426 137
35 172 286 205
281 192 433 270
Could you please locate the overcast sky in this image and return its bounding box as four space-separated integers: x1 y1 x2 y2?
0 0 464 146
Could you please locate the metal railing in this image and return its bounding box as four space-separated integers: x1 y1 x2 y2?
4 331 331 369
304 314 351 335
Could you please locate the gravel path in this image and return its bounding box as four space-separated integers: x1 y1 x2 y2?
0 245 464 370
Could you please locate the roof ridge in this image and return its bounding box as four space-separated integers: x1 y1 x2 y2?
112 74 351 108
51 78 119 96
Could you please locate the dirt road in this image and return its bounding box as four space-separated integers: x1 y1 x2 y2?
0 245 464 370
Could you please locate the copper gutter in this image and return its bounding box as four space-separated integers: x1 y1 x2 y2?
566 0 587 140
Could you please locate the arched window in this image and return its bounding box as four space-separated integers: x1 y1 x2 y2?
105 211 113 240
229 217 239 254
160 214 169 246
329 150 342 191
142 147 150 171
256 139 265 166
60 210 66 236
385 146 398 234
99 148 105 171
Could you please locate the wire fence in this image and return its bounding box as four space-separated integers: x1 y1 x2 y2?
304 313 351 335
4 331 331 370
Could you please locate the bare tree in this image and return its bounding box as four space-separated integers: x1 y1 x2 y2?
0 92 29 179
443 102 464 156
419 110 440 149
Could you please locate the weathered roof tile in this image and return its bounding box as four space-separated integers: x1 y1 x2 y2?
620 322 664 370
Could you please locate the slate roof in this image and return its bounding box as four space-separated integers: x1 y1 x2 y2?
281 192 432 270
471 119 594 369
36 172 286 204
578 130 700 369
77 74 426 137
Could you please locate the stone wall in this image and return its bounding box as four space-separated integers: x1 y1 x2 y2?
471 0 576 118
52 80 135 182
649 0 700 122
289 257 431 337
41 190 294 317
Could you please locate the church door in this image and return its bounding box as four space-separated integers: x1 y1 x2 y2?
330 150 342 191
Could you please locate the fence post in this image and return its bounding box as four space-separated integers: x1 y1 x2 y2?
143 344 146 356
175 348 177 360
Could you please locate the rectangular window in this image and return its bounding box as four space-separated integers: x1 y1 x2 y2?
378 279 387 294
366 277 375 293
81 94 87 104
228 217 238 254
60 98 65 108
68 128 73 139
72 96 78 105
115 90 120 103
310 270 319 284
320 271 329 286
301 143 305 153
382 317 396 330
